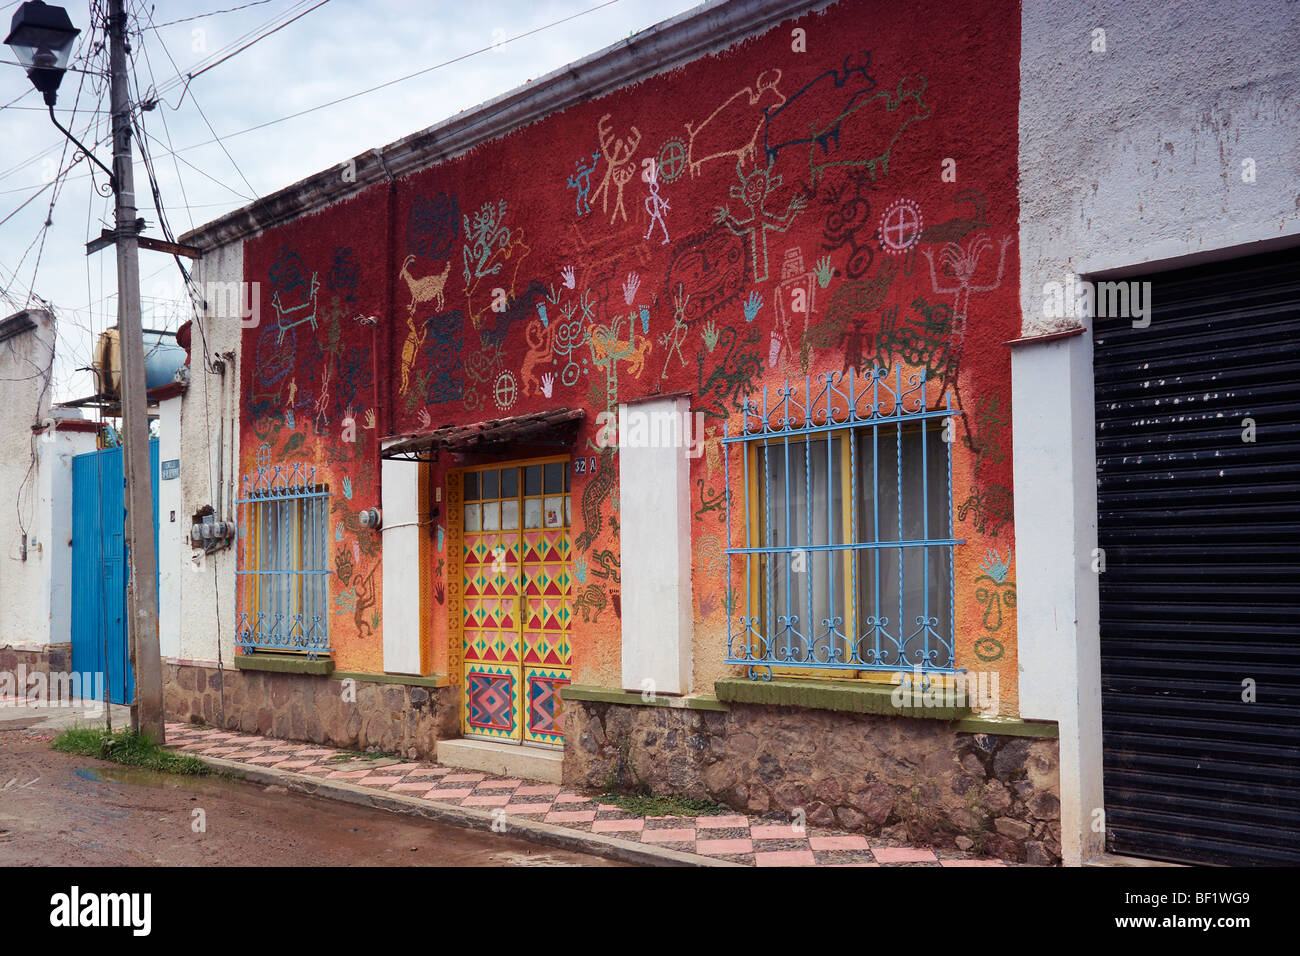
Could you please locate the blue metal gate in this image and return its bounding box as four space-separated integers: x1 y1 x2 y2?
70 438 159 705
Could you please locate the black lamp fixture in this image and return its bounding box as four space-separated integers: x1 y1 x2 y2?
5 1 113 192
4 1 81 106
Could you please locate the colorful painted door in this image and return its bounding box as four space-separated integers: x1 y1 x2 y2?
461 459 572 745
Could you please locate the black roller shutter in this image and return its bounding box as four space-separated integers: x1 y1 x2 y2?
1094 245 1300 866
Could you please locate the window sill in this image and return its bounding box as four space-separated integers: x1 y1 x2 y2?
561 684 729 711
714 676 972 720
235 654 335 676
330 670 450 688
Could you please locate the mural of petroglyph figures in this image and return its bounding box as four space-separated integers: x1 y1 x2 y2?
973 548 1015 662
808 75 931 189
567 152 600 215
772 247 819 366
762 51 874 167
591 114 641 225
268 247 321 346
714 159 808 283
461 199 531 328
684 69 784 178
919 230 1012 406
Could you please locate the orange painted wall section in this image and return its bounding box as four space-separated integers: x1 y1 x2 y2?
239 0 1022 711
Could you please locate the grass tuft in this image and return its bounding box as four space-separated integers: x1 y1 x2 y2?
598 790 727 818
52 727 209 776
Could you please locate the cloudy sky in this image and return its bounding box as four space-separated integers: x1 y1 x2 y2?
0 0 700 401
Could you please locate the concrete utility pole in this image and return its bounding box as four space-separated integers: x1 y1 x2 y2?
108 0 164 742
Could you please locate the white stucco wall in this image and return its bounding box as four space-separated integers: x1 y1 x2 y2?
1016 0 1300 864
157 395 183 659
0 310 56 648
176 242 245 665
1020 0 1300 332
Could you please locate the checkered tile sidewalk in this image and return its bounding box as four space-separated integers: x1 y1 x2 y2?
164 723 1007 867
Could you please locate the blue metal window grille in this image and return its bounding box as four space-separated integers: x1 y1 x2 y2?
236 462 331 658
723 364 963 680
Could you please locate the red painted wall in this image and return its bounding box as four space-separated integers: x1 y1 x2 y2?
240 0 1023 710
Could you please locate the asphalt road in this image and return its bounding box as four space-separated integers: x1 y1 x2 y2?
0 725 621 867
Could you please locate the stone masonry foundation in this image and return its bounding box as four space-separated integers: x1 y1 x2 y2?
0 643 70 683
564 700 1062 864
163 661 459 760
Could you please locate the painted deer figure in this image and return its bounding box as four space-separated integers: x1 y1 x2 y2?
400 256 451 316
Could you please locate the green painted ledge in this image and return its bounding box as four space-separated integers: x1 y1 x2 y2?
714 678 1060 737
953 715 1059 738
234 654 334 676
331 671 450 688
714 677 972 720
561 684 729 712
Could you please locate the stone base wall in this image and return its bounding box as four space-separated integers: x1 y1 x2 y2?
163 661 459 760
0 642 70 681
565 700 1061 864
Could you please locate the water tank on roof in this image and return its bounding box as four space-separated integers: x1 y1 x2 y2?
93 327 186 399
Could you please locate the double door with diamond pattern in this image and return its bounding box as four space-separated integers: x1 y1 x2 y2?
460 458 573 745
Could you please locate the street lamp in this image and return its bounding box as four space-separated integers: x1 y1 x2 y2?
4 1 80 106
5 1 112 190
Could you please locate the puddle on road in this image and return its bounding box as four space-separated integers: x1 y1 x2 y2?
75 766 229 792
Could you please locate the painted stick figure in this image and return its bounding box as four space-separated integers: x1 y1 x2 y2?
644 172 670 244
713 159 807 282
567 152 600 215
658 283 690 378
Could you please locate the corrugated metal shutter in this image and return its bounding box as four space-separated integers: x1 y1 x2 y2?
1094 246 1300 866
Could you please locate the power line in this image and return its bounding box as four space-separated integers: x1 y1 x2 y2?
142 0 277 30
163 0 626 157
136 3 258 201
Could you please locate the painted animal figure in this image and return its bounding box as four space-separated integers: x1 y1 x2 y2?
400 256 451 316
574 453 615 552
590 324 653 379
591 114 641 224
573 583 607 623
271 272 320 345
763 51 874 166
808 76 930 188
957 485 1013 537
685 69 784 178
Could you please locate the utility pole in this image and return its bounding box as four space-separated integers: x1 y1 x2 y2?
108 0 163 742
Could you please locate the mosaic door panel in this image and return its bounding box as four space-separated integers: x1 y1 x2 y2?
461 460 572 744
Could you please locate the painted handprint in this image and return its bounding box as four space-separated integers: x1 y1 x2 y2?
743 291 763 322
540 372 555 398
417 407 432 429
362 408 376 430
701 320 720 352
814 255 834 288
561 264 576 289
622 271 640 305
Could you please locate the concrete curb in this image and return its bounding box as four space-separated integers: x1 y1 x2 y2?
193 754 741 868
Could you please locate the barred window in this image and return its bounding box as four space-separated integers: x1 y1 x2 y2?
236 461 331 658
724 366 960 679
